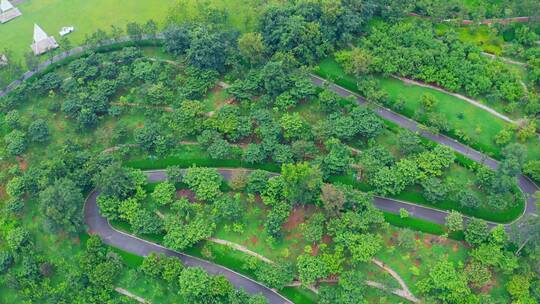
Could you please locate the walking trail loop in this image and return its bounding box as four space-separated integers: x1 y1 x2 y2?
481 52 528 67
208 238 275 264
209 237 418 302
393 76 516 124
372 258 419 303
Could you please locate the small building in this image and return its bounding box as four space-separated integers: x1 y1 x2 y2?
31 24 59 55
0 0 22 24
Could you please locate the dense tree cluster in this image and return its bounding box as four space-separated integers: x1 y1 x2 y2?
352 21 526 108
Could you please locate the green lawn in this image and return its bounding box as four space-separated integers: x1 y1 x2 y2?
315 57 540 162
0 0 174 63
435 23 505 55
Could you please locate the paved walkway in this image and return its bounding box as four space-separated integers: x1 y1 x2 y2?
208 237 275 264
115 287 149 304
393 76 516 124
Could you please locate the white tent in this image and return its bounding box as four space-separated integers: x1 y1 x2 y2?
31 24 59 55
0 0 14 12
0 0 21 23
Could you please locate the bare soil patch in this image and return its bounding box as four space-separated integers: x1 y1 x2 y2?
176 189 196 202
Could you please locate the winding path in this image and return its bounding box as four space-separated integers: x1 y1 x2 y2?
86 169 429 303
85 170 292 304
393 75 516 124
311 75 539 225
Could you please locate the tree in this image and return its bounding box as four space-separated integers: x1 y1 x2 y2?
166 166 183 183
281 162 323 206
110 24 123 41
445 211 464 233
93 164 145 200
391 203 407 217
246 170 272 194
509 214 540 255
524 160 540 181
135 123 169 155
318 89 340 113
169 100 206 136
464 261 492 289
28 119 50 143
416 259 476 303
39 178 84 233
297 248 329 287
465 218 489 247
186 26 228 72
242 144 266 164
6 176 25 199
163 212 215 251
143 19 158 38
177 267 232 303
343 233 382 264
4 110 21 129
396 228 416 250
421 177 448 202
0 251 13 274
238 32 265 66
151 181 176 206
4 130 27 156
140 252 163 278
264 201 291 238
300 213 325 243
320 184 346 217
213 194 242 222
507 274 535 303
319 269 368 304
280 113 307 140
321 138 352 177
335 48 373 77
397 130 424 155
421 93 437 112
254 261 295 289
163 24 192 57
457 190 481 209
6 227 30 251
126 22 143 40
183 166 223 201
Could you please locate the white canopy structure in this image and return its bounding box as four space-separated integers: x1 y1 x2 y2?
31 24 59 55
0 0 21 24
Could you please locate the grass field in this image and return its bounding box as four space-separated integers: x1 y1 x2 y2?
0 0 274 68
315 58 540 162
0 0 174 63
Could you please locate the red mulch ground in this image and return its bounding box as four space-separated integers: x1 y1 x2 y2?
176 189 196 202
283 205 317 231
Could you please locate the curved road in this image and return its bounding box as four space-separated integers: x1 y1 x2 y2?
85 170 292 304
311 75 539 224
